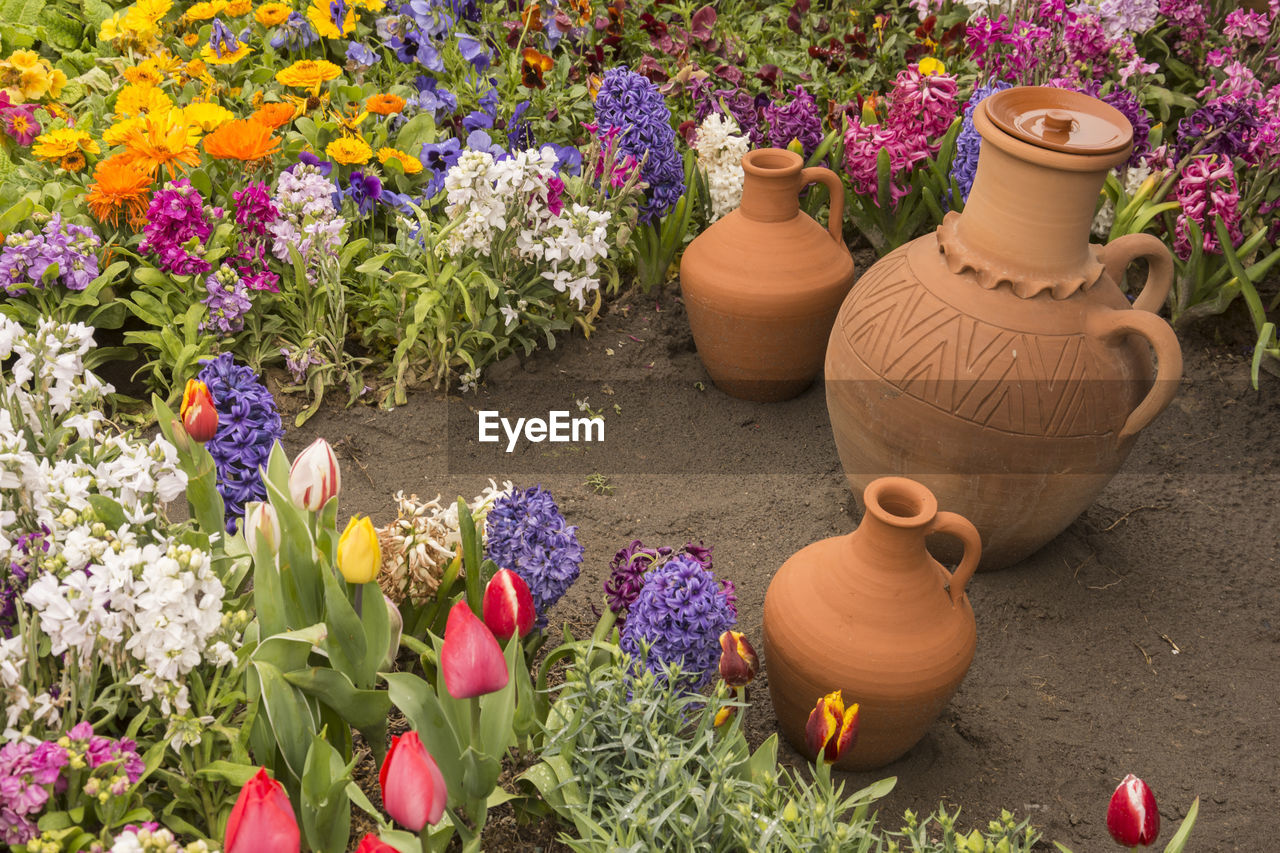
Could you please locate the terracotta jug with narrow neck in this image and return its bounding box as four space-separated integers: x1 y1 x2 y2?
680 148 855 402
825 87 1183 570
763 477 980 770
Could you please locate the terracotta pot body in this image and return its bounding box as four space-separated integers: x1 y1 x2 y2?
763 477 980 770
681 149 855 402
825 87 1183 570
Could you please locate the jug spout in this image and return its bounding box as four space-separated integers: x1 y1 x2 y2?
738 149 804 223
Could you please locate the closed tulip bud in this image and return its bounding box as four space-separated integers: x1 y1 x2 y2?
224 768 299 853
382 593 402 670
804 689 859 764
179 379 219 443
243 502 280 557
353 833 399 853
288 438 341 511
379 731 447 831
337 515 381 584
1107 774 1159 847
482 568 536 640
441 600 509 699
718 630 759 688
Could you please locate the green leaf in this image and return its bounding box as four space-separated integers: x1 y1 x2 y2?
194 760 262 787
1162 797 1199 853
252 661 317 780
319 559 367 684
301 734 352 853
282 667 391 731
381 672 464 802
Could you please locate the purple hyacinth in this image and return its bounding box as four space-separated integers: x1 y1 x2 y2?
690 77 767 146
619 554 737 688
201 265 253 335
594 66 686 222
1175 100 1260 162
603 539 723 622
139 179 215 276
950 79 1013 204
197 353 284 530
484 486 583 628
1102 88 1151 167
763 86 824 156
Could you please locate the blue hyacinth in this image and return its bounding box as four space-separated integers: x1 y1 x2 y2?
485 486 583 628
619 554 737 689
950 79 1013 205
197 353 284 531
593 66 686 222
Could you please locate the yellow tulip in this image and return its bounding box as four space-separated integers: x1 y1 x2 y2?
337 515 381 584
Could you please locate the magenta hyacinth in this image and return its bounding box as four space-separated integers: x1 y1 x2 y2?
1173 155 1242 259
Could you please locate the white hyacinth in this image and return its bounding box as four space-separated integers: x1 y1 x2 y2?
694 113 751 222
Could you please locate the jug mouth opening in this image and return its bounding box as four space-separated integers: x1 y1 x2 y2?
742 148 802 177
864 477 938 528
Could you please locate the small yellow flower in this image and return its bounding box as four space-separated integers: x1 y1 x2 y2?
184 0 227 19
326 136 372 165
123 64 165 86
917 57 946 77
18 67 51 102
183 32 201 47
225 0 253 15
350 0 384 11
276 59 342 90
32 128 100 161
47 69 67 100
306 0 355 37
7 50 41 71
254 1 291 25
115 83 172 116
377 146 422 174
200 43 253 65
337 515 381 584
183 101 235 131
103 116 148 147
60 151 87 172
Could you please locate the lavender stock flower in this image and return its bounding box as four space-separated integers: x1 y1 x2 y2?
197 353 284 530
485 486 583 628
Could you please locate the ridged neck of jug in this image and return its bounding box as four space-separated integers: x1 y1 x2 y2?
848 478 939 577
738 149 803 223
940 101 1132 300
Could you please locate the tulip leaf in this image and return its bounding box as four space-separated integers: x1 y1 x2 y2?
319 560 367 685
478 638 520 760
263 442 322 624
746 733 778 786
282 667 391 731
251 625 326 673
253 661 317 781
301 733 352 853
194 760 261 787
459 499 483 615
1162 797 1199 853
458 747 501 801
360 580 390 689
251 537 288 640
381 672 464 803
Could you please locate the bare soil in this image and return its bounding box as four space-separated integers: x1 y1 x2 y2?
283 282 1280 851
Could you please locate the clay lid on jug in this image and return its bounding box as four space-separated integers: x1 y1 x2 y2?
983 87 1132 155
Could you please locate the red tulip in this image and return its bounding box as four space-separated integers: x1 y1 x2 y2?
353 832 402 852
804 690 859 764
1107 774 1160 847
441 600 509 698
224 768 300 853
482 568 536 640
379 731 447 831
179 379 219 443
718 630 759 688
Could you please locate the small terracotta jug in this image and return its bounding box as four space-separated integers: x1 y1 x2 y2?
680 148 855 402
825 87 1183 569
763 477 980 771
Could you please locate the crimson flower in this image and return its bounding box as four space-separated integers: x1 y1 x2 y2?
520 48 554 89
482 568 536 640
379 732 447 832
224 768 300 853
180 378 219 443
804 690 859 764
1107 774 1160 847
353 833 399 852
441 600 509 699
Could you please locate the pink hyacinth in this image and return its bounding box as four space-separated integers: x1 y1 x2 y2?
1173 155 1242 260
843 119 923 207
887 68 959 144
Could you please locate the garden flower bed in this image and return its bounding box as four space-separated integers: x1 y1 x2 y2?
2 0 1279 849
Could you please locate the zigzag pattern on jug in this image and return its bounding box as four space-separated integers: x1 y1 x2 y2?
838 255 1106 437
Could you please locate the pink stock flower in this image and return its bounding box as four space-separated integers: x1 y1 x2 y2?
1225 8 1270 40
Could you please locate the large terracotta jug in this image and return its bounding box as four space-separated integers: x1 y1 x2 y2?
681 149 855 402
763 477 980 770
825 87 1183 570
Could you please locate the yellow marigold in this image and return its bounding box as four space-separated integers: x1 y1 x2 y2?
184 0 226 19
252 102 297 129
225 0 252 14
254 1 291 25
276 59 341 90
350 0 384 11
325 137 372 165
306 0 355 38
183 32 201 47
185 59 209 79
365 93 405 115
126 0 173 28
183 102 235 131
123 64 165 86
60 151 87 172
377 146 422 175
201 43 253 65
115 83 172 116
32 128 100 161
103 116 148 147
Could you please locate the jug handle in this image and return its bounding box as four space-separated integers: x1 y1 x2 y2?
1100 233 1173 315
799 167 846 246
927 511 981 607
1087 308 1183 441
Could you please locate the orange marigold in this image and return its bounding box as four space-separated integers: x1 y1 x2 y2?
202 119 281 162
365 93 405 115
252 102 297 129
85 155 152 228
120 111 201 180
